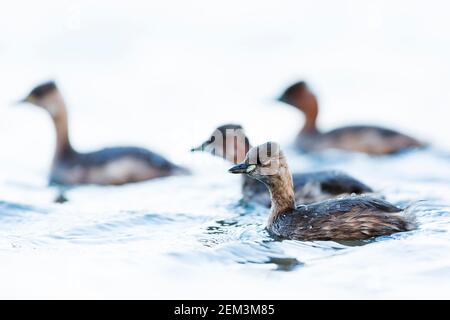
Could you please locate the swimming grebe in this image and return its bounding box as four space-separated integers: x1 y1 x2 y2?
278 81 425 155
229 142 416 241
192 124 373 207
19 81 188 186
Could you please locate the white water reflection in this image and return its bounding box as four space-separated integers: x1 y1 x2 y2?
1 0 450 299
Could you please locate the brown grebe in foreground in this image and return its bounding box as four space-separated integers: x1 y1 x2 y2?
229 142 416 241
278 81 425 155
19 81 188 186
192 124 373 207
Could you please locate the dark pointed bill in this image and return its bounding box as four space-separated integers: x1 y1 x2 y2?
190 142 206 152
14 97 29 105
277 93 287 103
228 162 256 174
190 145 202 152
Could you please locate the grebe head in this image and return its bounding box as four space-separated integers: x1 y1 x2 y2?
228 142 288 183
19 81 64 117
278 81 317 113
191 124 251 164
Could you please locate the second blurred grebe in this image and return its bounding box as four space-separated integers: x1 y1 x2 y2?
229 142 416 241
191 124 373 207
278 81 425 155
19 81 188 186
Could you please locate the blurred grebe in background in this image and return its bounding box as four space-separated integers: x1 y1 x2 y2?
191 124 373 207
18 81 188 186
278 81 425 155
229 142 416 241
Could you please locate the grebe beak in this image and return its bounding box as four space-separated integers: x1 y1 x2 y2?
190 140 210 152
190 145 203 152
277 93 287 103
228 162 255 174
14 97 29 105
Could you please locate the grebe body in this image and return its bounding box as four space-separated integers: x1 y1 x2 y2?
192 124 373 207
229 142 416 241
20 81 187 186
278 81 425 155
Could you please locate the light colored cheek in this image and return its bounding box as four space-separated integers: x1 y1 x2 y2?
246 164 256 173
208 146 223 157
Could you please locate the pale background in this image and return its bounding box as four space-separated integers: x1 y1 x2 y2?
0 0 450 299
1 0 449 172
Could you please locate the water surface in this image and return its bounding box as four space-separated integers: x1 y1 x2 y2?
1 0 450 299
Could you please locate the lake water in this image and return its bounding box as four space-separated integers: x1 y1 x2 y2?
1 0 450 299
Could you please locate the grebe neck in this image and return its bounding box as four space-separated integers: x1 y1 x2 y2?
263 167 296 224
51 101 74 158
298 91 320 134
301 107 319 134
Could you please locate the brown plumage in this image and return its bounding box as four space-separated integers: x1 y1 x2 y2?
278 81 425 155
229 142 416 241
191 124 373 206
19 81 188 186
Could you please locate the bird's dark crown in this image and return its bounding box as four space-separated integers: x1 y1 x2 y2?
28 81 58 99
216 124 244 136
278 81 307 104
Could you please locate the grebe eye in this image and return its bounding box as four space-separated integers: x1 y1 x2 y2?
256 152 262 165
256 152 270 166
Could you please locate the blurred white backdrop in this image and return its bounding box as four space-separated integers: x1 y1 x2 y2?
1 0 450 178
1 1 450 299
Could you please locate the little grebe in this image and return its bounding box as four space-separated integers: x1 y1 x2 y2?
19 81 188 186
278 81 425 155
229 142 416 240
192 124 373 207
